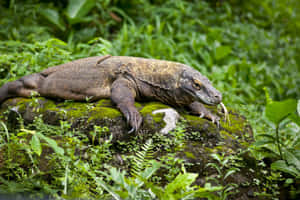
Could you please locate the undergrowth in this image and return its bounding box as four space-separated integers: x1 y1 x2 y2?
0 0 299 199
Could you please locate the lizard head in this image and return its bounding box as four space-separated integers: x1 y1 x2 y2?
179 68 222 105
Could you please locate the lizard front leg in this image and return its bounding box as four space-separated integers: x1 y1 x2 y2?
111 78 142 133
189 101 220 127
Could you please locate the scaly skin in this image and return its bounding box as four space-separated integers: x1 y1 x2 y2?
0 55 222 132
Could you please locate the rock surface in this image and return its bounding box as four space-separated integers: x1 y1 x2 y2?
0 97 264 200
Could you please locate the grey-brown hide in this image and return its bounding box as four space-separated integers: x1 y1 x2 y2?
0 55 222 133
100 56 191 106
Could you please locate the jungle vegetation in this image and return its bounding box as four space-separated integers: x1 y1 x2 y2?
0 0 299 199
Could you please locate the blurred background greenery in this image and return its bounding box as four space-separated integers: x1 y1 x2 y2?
0 0 299 199
1 0 299 105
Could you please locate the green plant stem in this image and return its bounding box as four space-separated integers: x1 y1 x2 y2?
275 124 284 162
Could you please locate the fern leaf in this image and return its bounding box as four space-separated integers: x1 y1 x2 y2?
131 139 154 177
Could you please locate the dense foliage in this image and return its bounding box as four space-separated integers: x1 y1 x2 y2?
0 0 299 199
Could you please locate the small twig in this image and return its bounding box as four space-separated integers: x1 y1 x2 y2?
109 12 122 22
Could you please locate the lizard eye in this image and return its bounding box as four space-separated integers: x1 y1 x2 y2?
192 79 202 90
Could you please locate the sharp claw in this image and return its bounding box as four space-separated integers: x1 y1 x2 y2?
128 127 135 134
125 112 130 123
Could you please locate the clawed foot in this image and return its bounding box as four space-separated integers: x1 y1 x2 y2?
199 110 220 128
189 101 221 128
121 105 143 133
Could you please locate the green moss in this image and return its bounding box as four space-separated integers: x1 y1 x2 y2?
40 100 59 112
88 107 121 122
182 114 207 127
152 113 165 123
4 97 44 113
140 102 170 125
220 112 245 134
214 145 234 154
56 101 90 119
134 102 142 109
219 130 235 140
96 99 142 109
95 99 113 107
184 151 196 159
140 102 170 115
14 97 37 112
204 145 233 154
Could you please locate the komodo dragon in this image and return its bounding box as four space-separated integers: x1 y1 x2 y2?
0 55 222 133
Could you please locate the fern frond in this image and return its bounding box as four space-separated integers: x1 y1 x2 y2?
131 139 154 177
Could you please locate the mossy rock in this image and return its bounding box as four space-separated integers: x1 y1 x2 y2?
0 97 262 200
0 97 252 142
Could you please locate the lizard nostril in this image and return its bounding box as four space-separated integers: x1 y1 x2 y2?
215 94 222 101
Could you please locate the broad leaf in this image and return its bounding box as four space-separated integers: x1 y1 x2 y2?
265 98 297 125
271 160 300 177
39 8 66 31
30 135 42 156
66 0 96 24
165 173 198 195
215 45 231 60
289 113 300 126
284 149 300 171
252 139 274 147
255 134 276 140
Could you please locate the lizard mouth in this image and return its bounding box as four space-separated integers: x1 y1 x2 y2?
183 87 216 105
198 97 216 105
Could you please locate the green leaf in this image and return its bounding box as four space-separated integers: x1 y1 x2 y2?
265 98 297 125
297 100 300 116
285 178 294 185
30 135 42 156
255 134 276 140
252 139 274 147
0 121 9 142
224 168 240 180
194 186 221 199
271 160 300 177
36 132 64 155
139 160 161 180
165 172 198 195
289 113 300 126
284 149 300 171
66 0 96 24
199 50 213 66
215 45 232 60
95 178 122 200
39 8 66 31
